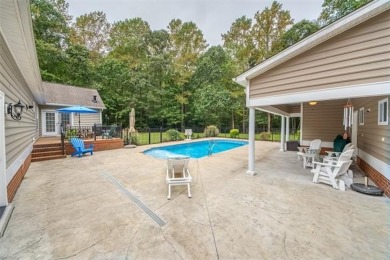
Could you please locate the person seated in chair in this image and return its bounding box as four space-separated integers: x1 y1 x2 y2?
333 132 351 154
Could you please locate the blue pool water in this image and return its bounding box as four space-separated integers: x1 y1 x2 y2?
144 139 248 159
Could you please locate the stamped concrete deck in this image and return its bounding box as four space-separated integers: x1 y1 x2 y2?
0 141 389 259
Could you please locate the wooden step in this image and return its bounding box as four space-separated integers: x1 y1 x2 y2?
33 143 62 148
32 146 63 153
31 154 67 162
32 142 66 162
32 150 64 158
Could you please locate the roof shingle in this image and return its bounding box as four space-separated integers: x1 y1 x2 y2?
42 82 106 109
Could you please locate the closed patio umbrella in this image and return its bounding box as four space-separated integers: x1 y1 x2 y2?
129 107 136 134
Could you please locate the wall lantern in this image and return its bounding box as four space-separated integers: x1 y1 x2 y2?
7 100 34 120
92 95 97 103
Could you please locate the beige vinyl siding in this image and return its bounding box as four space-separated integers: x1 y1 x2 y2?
72 113 101 127
302 100 346 144
250 10 390 98
0 34 38 169
288 105 300 114
353 95 390 164
272 104 300 114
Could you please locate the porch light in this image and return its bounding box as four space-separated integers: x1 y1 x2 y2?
7 100 25 120
92 95 97 103
309 101 317 106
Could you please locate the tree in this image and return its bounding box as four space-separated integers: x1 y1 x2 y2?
222 16 256 73
70 11 111 59
167 19 208 130
318 0 373 26
251 1 293 62
109 18 151 68
93 57 132 126
272 19 320 53
31 0 69 46
189 46 243 128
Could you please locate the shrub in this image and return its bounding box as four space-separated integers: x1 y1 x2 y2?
259 131 271 141
129 135 139 145
229 129 239 138
165 129 181 141
65 129 77 139
204 125 219 137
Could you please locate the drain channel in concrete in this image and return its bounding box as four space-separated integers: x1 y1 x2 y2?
101 171 166 227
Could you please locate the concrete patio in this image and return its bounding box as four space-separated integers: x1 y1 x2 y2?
0 141 389 259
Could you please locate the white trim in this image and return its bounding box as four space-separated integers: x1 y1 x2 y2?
378 97 388 125
0 91 7 206
358 149 390 180
248 81 390 107
6 144 32 185
359 107 365 125
290 113 301 117
302 140 333 148
255 106 290 117
41 110 60 136
45 102 105 110
234 0 390 86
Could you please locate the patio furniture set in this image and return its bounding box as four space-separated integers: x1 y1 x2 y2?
297 139 355 191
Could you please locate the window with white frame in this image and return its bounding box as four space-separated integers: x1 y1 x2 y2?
378 98 388 125
359 107 364 125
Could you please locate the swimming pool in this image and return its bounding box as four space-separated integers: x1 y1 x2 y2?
144 139 248 159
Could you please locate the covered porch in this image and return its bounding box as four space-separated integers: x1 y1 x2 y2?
235 0 390 195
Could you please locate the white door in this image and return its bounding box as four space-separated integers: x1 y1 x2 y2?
352 111 358 157
42 111 60 136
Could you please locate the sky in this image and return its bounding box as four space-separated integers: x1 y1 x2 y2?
66 0 324 46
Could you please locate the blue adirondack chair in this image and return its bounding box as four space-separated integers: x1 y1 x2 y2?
70 138 94 158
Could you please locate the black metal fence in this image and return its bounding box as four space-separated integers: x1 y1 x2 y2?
63 124 123 140
122 126 300 146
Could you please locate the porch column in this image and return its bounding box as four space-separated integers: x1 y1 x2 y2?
280 116 285 151
247 107 257 176
286 117 290 142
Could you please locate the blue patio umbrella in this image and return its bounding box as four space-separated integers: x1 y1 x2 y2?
57 105 97 131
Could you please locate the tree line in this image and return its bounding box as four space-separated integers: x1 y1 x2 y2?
31 0 371 131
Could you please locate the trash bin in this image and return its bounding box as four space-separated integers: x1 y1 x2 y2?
286 141 299 151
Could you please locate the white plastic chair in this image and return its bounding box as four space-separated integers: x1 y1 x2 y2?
311 149 354 191
323 143 354 162
297 139 322 168
166 157 192 200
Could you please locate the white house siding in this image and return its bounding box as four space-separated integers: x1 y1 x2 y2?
250 10 390 99
353 95 390 165
0 34 38 170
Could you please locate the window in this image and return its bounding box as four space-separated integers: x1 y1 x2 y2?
359 107 364 125
378 98 388 125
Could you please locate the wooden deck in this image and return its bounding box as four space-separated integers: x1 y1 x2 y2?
35 136 113 145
